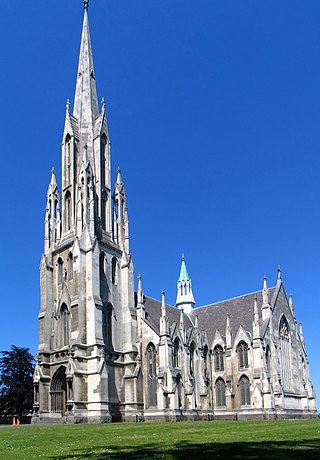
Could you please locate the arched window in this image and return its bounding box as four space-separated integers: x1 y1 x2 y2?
214 345 224 371
265 345 271 373
189 342 195 376
237 341 249 369
215 378 226 407
100 135 106 187
111 257 117 285
61 304 69 348
239 375 251 405
147 343 157 408
176 373 183 410
65 135 71 184
67 253 73 281
101 193 107 231
50 366 67 415
65 191 71 231
203 345 209 379
102 303 113 349
173 338 181 368
279 315 292 390
57 258 63 285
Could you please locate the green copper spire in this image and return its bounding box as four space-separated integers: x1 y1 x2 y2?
179 254 190 282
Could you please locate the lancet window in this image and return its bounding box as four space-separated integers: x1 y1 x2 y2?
214 345 224 371
173 338 181 368
240 375 251 405
237 341 249 369
147 343 157 408
189 342 195 376
215 378 226 407
279 315 292 390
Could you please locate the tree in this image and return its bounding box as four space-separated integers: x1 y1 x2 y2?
0 345 34 418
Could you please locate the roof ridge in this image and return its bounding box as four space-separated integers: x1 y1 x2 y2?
195 286 277 310
144 294 175 309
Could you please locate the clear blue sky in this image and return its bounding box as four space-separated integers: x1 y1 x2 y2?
0 0 319 406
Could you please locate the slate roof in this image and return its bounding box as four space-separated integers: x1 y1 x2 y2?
190 287 276 346
144 296 194 335
142 287 277 347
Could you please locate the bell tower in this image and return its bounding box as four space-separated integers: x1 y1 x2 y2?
33 1 139 424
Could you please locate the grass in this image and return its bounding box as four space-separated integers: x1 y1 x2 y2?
0 419 319 459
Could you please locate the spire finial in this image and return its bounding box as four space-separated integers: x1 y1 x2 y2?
277 264 282 283
83 0 89 11
51 167 55 175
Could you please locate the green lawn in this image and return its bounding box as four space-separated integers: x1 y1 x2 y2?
0 419 319 459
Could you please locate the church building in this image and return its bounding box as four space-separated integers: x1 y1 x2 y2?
32 2 316 423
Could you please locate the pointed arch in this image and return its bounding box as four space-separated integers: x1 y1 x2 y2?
279 315 292 390
64 191 72 231
67 252 73 281
60 303 69 348
214 344 224 371
203 345 209 379
102 302 113 349
173 337 181 368
50 366 67 415
189 341 196 377
101 192 108 231
215 378 226 407
239 375 251 406
65 134 71 184
111 257 117 285
237 341 249 369
100 134 107 187
57 257 63 285
176 373 183 410
146 342 157 408
265 345 271 373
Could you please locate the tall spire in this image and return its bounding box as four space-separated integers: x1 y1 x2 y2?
73 4 99 130
176 254 195 314
179 254 190 281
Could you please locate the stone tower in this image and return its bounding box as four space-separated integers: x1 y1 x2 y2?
33 2 140 423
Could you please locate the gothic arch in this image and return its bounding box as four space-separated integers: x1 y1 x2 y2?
67 252 73 281
50 366 67 415
64 191 72 231
102 302 113 349
173 337 181 368
189 341 196 377
239 374 251 406
146 342 157 408
60 303 69 348
237 340 249 369
57 257 63 285
215 378 226 407
213 344 224 371
176 373 183 410
279 315 292 390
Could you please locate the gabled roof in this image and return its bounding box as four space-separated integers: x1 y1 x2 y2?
143 296 193 335
190 288 276 346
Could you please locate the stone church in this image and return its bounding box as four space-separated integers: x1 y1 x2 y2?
32 2 316 423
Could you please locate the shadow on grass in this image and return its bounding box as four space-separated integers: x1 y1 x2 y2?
50 439 320 460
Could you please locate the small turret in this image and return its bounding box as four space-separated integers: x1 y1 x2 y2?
252 295 260 338
176 254 195 315
261 275 271 321
44 168 61 253
277 265 282 286
225 314 232 349
160 290 169 337
113 168 130 253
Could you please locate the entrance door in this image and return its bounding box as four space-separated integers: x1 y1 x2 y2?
50 366 67 415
